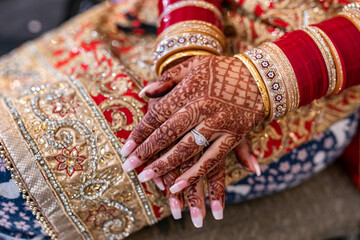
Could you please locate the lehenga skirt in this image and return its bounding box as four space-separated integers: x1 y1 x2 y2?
0 1 359 239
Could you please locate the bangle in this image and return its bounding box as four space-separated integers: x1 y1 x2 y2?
157 1 223 27
154 33 223 75
338 9 360 31
274 30 328 106
315 16 360 90
155 20 225 48
157 6 223 35
158 0 222 13
301 26 337 96
343 2 360 12
244 48 287 120
310 26 344 95
259 42 299 113
157 50 214 76
234 54 270 119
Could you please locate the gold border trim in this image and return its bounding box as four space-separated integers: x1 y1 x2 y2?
0 98 84 240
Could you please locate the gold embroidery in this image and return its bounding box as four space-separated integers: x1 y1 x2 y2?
0 1 359 239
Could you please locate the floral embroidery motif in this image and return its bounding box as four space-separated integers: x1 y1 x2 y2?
2 202 19 214
55 147 86 177
51 97 80 117
0 158 6 172
86 205 115 227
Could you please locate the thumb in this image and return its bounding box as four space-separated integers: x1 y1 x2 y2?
139 56 198 98
233 137 261 176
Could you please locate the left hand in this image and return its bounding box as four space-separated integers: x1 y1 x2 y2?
120 55 264 195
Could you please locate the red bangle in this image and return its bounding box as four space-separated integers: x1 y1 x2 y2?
274 30 328 107
157 6 223 35
314 16 360 91
158 0 222 15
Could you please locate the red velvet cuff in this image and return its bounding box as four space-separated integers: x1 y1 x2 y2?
157 6 223 35
274 30 329 107
314 16 360 91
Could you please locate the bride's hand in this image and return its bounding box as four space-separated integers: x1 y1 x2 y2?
120 55 264 194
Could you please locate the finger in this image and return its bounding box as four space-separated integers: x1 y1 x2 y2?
153 177 165 191
233 138 261 176
136 121 220 182
170 134 241 194
124 102 214 173
120 84 191 160
207 158 226 220
182 155 206 228
163 168 184 220
140 56 198 98
147 98 160 110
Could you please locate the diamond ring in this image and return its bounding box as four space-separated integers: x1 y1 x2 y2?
191 129 209 147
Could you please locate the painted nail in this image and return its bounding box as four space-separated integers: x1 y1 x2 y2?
250 156 261 176
137 169 155 182
190 207 203 228
211 200 223 220
138 85 152 98
120 140 136 157
153 177 165 191
121 156 139 173
169 179 187 194
169 198 182 220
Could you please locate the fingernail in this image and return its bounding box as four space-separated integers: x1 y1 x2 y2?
120 140 136 157
250 156 261 176
169 179 187 194
211 200 223 220
137 169 155 182
169 198 182 220
138 85 152 98
240 161 253 173
153 177 165 191
190 207 203 228
122 156 139 173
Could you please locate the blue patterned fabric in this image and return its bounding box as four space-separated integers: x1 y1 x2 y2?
225 112 359 203
0 113 357 239
0 160 47 239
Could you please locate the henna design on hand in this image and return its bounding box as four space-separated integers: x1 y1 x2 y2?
207 158 226 204
125 55 265 193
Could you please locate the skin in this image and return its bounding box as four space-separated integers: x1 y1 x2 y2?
124 55 265 219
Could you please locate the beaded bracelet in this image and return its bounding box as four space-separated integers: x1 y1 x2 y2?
234 54 270 119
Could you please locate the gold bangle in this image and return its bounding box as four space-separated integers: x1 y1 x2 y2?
234 54 270 119
338 10 360 32
156 20 225 47
157 50 214 76
259 42 300 113
301 26 337 96
311 26 344 95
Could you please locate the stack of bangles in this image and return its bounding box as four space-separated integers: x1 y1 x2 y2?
154 0 225 76
155 2 360 121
